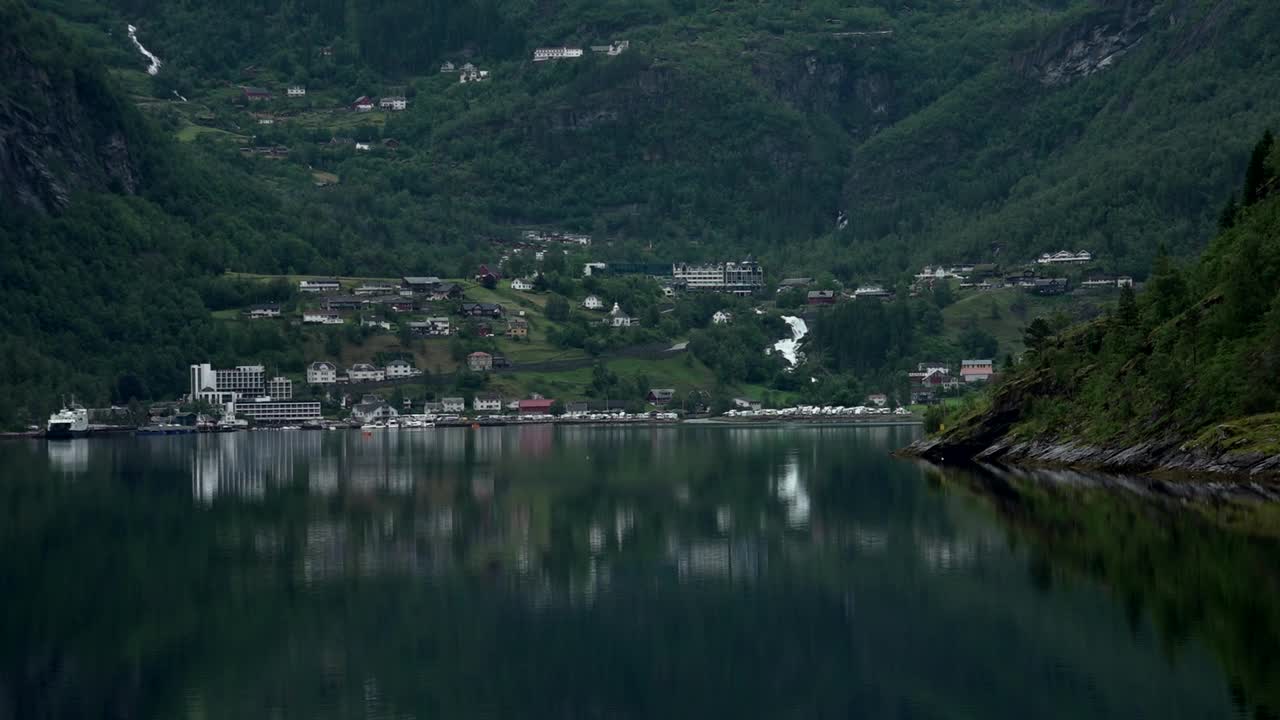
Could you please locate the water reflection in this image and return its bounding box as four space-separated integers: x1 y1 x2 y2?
2 427 1277 719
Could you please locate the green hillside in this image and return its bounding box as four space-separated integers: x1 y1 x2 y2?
929 130 1280 454
41 0 1280 277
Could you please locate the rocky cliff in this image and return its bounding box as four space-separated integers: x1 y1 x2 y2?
904 369 1280 482
0 4 141 214
1011 0 1158 86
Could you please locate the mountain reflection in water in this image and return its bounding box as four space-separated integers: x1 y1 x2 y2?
1 426 1276 720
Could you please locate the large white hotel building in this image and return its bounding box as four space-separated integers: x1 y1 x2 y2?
189 363 318 423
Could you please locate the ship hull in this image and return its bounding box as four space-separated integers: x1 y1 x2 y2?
45 425 90 439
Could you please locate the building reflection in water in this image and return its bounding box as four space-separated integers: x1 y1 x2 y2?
116 426 952 597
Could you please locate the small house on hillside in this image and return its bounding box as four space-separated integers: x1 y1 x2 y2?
299 278 340 293
960 359 995 383
583 295 604 311
348 364 385 383
380 96 407 111
242 86 272 102
442 397 466 413
647 389 675 406
507 317 529 338
287 85 306 97
712 310 733 325
467 352 494 372
385 359 418 379
606 303 632 328
352 96 375 112
807 290 836 306
302 311 343 325
511 277 535 292
461 302 504 318
248 304 281 319
307 362 338 385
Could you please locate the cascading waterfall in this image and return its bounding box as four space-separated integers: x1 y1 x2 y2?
127 24 162 76
769 316 808 368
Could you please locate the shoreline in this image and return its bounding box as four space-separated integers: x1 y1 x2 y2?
4 416 924 439
899 435 1280 487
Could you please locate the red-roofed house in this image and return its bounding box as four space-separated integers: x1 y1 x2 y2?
518 398 555 415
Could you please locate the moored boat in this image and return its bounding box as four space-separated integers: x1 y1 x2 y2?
46 402 90 439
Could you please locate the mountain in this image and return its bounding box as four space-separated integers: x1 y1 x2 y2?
63 0 1280 277
908 132 1280 477
1 0 1278 425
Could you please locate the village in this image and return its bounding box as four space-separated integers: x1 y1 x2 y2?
114 235 1129 435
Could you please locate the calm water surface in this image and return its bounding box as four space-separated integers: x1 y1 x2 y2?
2 426 1277 719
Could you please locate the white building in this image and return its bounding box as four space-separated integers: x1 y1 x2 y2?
533 47 584 62
303 311 343 325
960 359 995 383
351 398 398 423
590 40 630 56
442 397 466 413
583 295 605 310
348 363 385 383
299 278 340 293
459 66 490 83
512 277 535 291
712 310 733 325
248 304 281 319
473 394 503 413
385 360 419 379
853 285 891 299
234 399 321 424
440 61 457 73
1036 250 1093 265
583 262 608 276
307 361 338 385
354 283 397 296
287 85 306 97
190 364 267 404
672 260 764 294
267 376 293 400
607 303 632 327
380 96 407 111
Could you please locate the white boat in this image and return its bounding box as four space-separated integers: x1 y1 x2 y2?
46 401 90 439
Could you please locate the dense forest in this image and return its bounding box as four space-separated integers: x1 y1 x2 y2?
936 130 1280 450
37 0 1280 276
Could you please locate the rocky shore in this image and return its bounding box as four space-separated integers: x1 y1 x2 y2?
904 433 1280 482
900 367 1280 483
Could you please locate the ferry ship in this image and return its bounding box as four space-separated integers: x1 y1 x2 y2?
46 402 90 439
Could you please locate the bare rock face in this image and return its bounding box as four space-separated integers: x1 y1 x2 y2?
0 30 140 214
751 50 895 140
1012 0 1158 86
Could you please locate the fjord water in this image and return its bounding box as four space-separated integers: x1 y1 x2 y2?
3 427 1276 719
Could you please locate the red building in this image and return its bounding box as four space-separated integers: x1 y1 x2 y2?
518 398 555 415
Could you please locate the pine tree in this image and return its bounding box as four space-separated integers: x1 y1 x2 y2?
1023 318 1053 355
1117 284 1139 327
1218 195 1239 231
1243 130 1275 207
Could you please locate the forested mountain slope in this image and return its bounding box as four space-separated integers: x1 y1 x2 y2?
911 132 1280 476
2 0 1278 426
47 0 1280 278
0 0 320 424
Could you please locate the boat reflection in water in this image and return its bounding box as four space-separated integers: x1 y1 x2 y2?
2 425 1277 720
